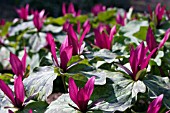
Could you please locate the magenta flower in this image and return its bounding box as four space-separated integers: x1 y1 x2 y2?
147 94 163 113
94 24 117 50
0 76 25 109
146 27 170 52
46 33 73 72
148 3 165 26
155 3 165 25
66 20 91 55
9 48 27 78
33 10 46 31
16 4 29 21
91 4 106 16
69 76 95 112
129 42 157 80
0 19 5 26
62 3 81 17
116 12 127 26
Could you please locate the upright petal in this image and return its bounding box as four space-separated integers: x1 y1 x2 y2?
21 48 27 72
79 20 91 51
84 76 95 98
46 33 59 67
67 24 79 55
10 52 23 77
146 27 158 52
14 76 25 107
77 88 89 112
60 45 73 71
0 80 15 106
158 28 170 49
77 21 81 34
0 19 6 26
147 94 163 113
62 3 67 16
141 48 157 70
108 25 117 49
69 77 79 105
68 3 75 15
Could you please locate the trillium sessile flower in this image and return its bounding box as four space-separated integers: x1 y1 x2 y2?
94 24 117 50
16 4 29 21
0 76 26 109
129 42 157 80
148 3 165 26
33 10 46 31
46 33 73 71
147 94 163 113
69 76 95 113
116 12 127 26
65 20 91 55
146 27 170 53
62 3 81 17
9 48 27 78
118 42 157 81
91 4 106 16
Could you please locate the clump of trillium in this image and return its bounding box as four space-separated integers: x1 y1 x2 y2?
33 10 46 32
69 76 97 113
116 12 127 26
0 76 26 111
62 3 81 17
147 94 163 113
16 4 29 21
146 26 170 57
148 3 165 26
46 33 73 72
63 20 91 55
118 42 157 81
94 24 117 50
91 4 106 16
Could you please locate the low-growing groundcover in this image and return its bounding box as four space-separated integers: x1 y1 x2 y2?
0 2 170 113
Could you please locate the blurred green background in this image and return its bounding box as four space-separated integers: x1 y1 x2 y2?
0 0 169 21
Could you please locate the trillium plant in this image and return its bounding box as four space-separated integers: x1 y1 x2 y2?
1 2 170 113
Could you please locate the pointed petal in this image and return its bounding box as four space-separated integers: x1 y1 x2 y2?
141 48 157 69
108 25 116 49
62 3 66 15
67 24 79 55
79 20 91 50
10 52 23 77
68 3 75 14
76 10 81 16
14 76 25 106
60 36 69 53
21 48 27 72
158 28 170 49
129 45 138 77
46 33 59 67
147 94 163 113
69 77 79 106
146 27 158 51
77 88 89 112
0 80 15 106
60 45 73 71
77 21 81 34
84 76 95 98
